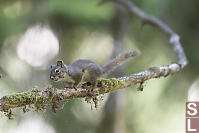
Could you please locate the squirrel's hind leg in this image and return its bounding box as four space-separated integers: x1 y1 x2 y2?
82 63 102 89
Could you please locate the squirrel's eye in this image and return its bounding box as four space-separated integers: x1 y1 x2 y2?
55 69 60 73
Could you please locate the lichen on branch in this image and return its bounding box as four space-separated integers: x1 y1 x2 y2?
0 62 185 118
0 78 127 117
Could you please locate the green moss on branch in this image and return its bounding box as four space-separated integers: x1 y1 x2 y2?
0 78 127 116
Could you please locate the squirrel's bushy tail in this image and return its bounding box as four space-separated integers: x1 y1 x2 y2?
102 50 139 74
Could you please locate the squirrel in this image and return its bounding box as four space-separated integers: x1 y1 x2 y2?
50 50 139 89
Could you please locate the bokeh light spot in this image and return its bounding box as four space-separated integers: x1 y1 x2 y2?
17 25 59 69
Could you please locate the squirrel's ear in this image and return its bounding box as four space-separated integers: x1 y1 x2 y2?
57 60 64 67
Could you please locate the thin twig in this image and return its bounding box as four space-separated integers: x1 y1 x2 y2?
115 0 188 67
111 0 188 85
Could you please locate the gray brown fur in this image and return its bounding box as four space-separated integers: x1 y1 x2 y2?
50 50 139 88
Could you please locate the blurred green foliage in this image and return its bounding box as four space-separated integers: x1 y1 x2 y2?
0 0 198 133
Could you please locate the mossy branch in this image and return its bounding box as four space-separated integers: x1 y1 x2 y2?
0 78 126 113
0 62 184 114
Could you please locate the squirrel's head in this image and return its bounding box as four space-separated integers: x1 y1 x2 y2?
50 60 68 82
